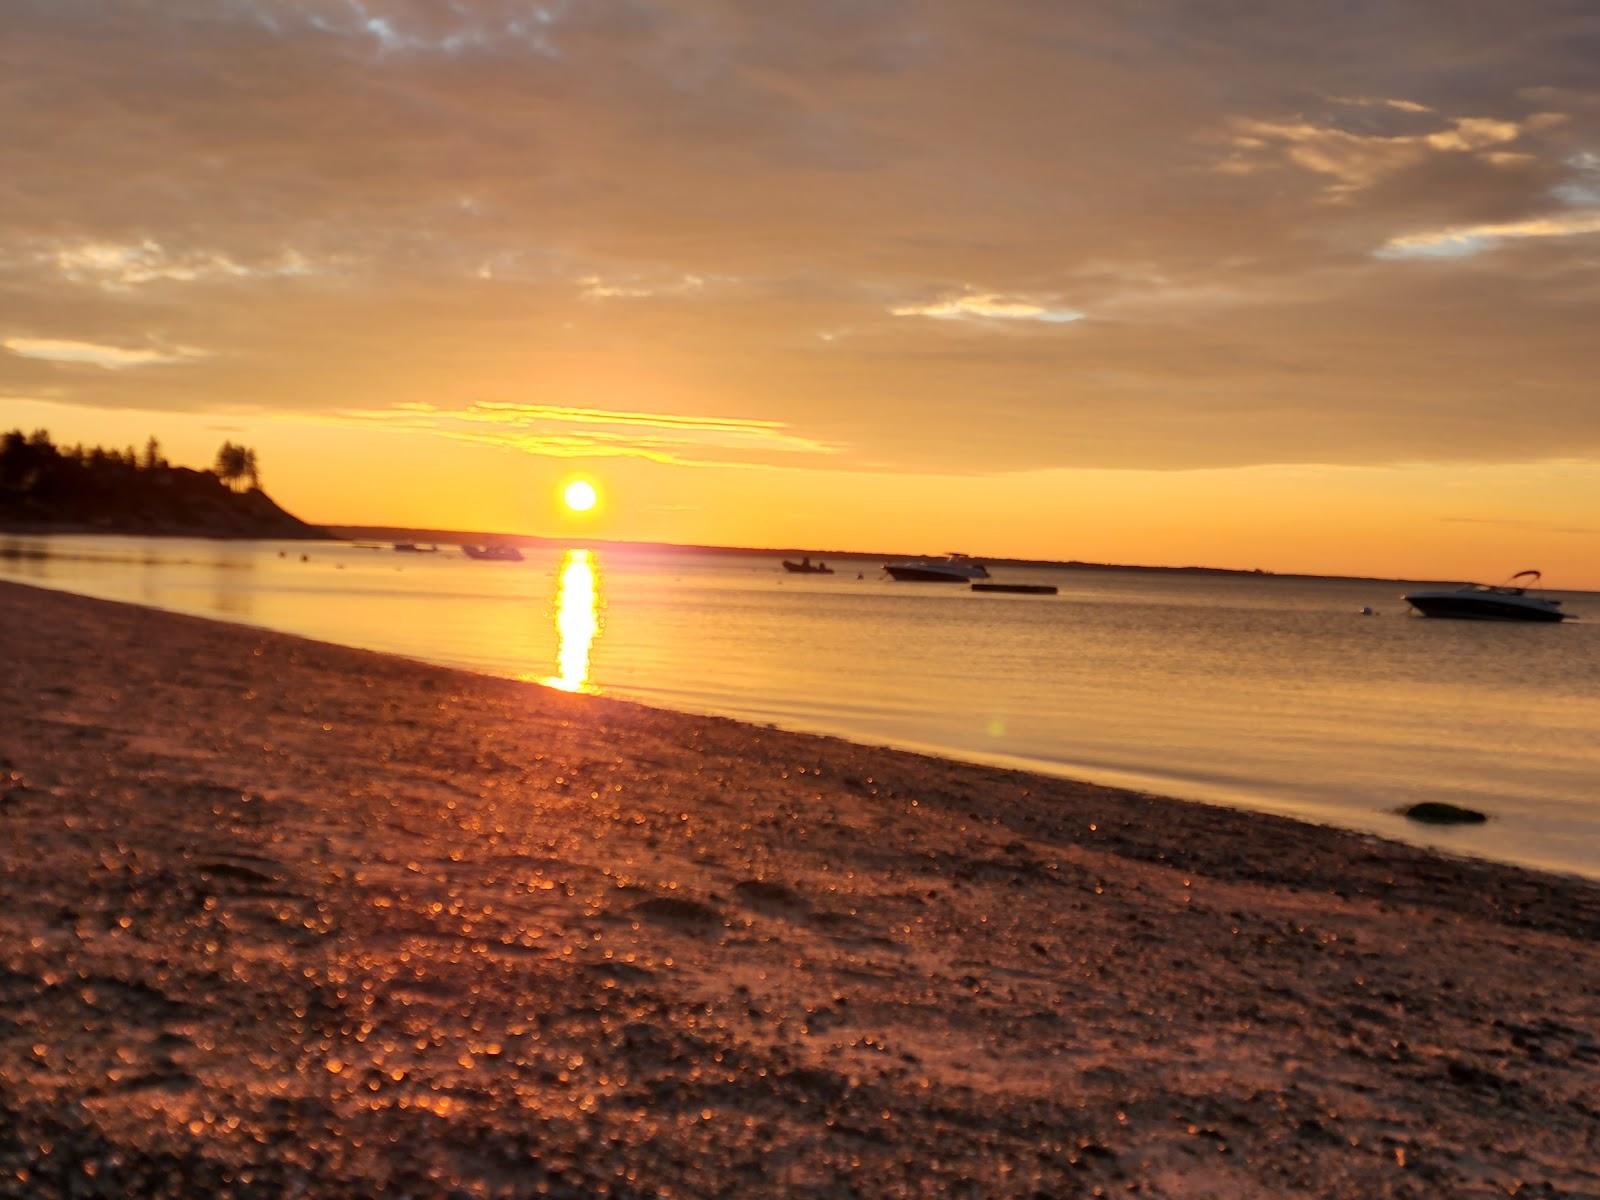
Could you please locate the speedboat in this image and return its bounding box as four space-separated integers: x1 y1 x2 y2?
464 544 524 562
884 553 990 582
1403 571 1568 623
782 558 834 574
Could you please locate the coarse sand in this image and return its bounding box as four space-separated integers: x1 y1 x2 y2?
2 580 1597 1198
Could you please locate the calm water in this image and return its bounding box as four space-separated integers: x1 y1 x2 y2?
5 534 1598 879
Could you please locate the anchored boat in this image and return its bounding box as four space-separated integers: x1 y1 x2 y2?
884 553 990 583
463 544 525 562
781 557 834 574
1403 571 1568 623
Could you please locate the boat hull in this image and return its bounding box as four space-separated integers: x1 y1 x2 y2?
885 566 972 582
1405 595 1565 622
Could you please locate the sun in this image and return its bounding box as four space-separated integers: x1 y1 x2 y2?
562 478 599 514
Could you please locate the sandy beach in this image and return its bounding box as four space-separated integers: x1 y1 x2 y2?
2 579 1597 1198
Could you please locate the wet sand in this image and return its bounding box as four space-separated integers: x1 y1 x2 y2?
2 579 1597 1198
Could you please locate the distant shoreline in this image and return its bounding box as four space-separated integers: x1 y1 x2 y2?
321 524 1473 589
8 522 1592 594
0 518 330 541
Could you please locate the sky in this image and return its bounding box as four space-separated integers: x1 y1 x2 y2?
3 1 1599 584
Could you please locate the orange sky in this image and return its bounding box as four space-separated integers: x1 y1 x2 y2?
3 3 1599 586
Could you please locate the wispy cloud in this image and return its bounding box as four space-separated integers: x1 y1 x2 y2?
1219 104 1533 195
891 292 1084 325
2 337 211 369
578 273 707 301
1325 96 1435 115
47 240 312 290
1551 151 1600 206
1377 210 1600 258
336 401 836 468
280 0 559 58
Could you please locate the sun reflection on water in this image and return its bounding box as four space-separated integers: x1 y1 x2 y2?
546 548 601 692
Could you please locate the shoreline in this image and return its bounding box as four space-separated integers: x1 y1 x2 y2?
2 572 1583 886
3 579 1598 1196
13 524 1596 595
0 520 330 541
1 559 1593 884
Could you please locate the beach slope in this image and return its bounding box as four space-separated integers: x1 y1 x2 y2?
1 580 1596 1198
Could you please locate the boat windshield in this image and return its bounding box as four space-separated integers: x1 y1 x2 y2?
1465 571 1544 596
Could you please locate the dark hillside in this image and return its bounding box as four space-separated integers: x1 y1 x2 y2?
0 430 327 539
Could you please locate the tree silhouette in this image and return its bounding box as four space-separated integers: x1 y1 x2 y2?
214 442 245 490
212 442 262 491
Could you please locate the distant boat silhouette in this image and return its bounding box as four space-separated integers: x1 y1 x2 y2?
884 553 989 582
971 582 1057 595
463 544 524 562
393 542 439 553
782 557 834 574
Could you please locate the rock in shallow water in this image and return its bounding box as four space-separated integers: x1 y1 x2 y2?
1401 802 1489 825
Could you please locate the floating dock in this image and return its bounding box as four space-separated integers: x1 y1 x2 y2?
971 583 1058 595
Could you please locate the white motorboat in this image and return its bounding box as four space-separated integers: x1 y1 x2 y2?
1403 571 1568 623
884 553 991 583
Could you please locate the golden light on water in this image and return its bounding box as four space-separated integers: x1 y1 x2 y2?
547 548 600 693
563 478 599 514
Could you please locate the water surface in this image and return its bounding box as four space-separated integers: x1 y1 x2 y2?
5 534 1597 879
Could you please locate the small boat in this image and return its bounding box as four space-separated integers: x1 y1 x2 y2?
782 557 834 575
884 553 990 582
393 542 439 554
972 582 1057 595
464 544 525 562
1403 571 1568 623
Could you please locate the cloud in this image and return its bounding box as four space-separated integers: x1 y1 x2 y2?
1326 96 1435 115
890 292 1084 325
1550 151 1600 205
2 337 211 369
1552 181 1600 205
242 0 560 58
1377 210 1600 258
333 401 837 468
578 273 707 301
46 239 313 290
3 0 1600 476
1220 108 1530 196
